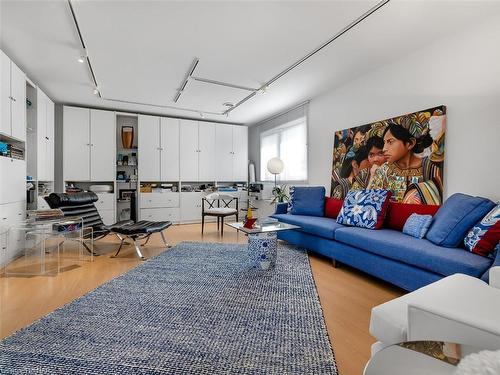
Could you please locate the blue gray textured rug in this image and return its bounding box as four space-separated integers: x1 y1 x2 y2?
0 242 337 374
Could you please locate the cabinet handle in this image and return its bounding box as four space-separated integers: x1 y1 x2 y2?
45 136 49 140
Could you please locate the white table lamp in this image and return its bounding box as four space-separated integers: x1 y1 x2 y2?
267 157 284 189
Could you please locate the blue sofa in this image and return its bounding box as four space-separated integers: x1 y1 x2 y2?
272 199 499 292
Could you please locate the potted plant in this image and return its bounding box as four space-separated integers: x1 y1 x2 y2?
271 184 289 204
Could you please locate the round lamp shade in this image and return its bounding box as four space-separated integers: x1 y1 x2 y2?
267 157 284 174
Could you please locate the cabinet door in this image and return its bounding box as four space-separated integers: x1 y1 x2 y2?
198 122 216 181
160 117 179 181
63 106 90 181
179 120 199 181
90 109 115 181
138 115 160 181
180 192 202 222
215 124 234 182
46 98 55 181
0 51 10 135
36 89 47 180
232 125 248 181
10 60 26 141
0 158 26 204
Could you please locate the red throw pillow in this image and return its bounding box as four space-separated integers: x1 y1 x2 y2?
324 197 343 219
385 202 440 231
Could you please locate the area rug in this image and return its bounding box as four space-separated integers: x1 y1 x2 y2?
0 242 338 374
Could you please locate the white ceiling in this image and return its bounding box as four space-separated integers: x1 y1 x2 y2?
1 1 499 125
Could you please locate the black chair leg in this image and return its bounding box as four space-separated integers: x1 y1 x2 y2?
217 217 220 230
221 217 224 237
202 214 205 234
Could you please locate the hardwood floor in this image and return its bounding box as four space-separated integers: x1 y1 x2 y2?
0 223 404 375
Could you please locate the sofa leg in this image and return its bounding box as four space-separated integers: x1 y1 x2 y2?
332 259 340 268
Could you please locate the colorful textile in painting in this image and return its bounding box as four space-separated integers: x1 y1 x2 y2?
330 105 446 205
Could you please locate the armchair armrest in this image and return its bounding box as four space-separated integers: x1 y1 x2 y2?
275 202 288 214
407 302 500 350
489 266 500 289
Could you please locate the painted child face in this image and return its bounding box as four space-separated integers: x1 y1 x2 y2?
368 146 386 166
383 130 411 164
353 131 365 147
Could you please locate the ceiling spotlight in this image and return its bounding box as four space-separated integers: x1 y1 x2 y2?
77 56 85 63
199 112 205 118
223 102 234 108
260 86 268 95
93 88 99 95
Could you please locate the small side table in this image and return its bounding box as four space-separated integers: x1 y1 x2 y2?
3 216 92 276
364 341 485 375
227 221 300 270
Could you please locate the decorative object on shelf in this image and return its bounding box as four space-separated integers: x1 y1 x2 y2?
121 126 134 149
89 185 113 193
0 141 8 156
129 153 137 166
117 171 127 181
140 184 152 193
117 154 123 165
267 157 284 191
122 155 129 165
119 189 136 200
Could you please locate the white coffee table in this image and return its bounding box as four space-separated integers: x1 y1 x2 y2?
227 221 300 270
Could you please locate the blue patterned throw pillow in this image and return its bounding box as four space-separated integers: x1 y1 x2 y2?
403 213 433 239
336 189 391 230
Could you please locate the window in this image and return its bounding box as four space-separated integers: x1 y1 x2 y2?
260 117 307 181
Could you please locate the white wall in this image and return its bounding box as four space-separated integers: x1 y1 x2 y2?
307 14 500 202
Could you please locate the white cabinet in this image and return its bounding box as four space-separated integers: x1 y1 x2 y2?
138 115 179 181
140 207 179 223
94 192 115 225
160 117 179 181
0 50 26 141
36 88 55 181
180 120 215 182
90 109 115 181
215 124 248 182
0 201 26 266
63 106 90 181
198 123 216 181
180 192 203 222
138 115 161 181
0 157 26 204
140 192 179 209
63 106 115 181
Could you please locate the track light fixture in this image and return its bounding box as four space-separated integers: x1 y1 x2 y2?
77 56 85 63
199 112 205 118
93 88 99 95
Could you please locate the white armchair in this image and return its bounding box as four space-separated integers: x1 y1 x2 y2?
369 267 500 356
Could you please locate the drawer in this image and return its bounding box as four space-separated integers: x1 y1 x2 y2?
140 208 179 223
95 193 115 210
98 208 115 226
140 192 180 208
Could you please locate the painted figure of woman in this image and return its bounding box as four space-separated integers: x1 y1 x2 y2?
368 120 443 204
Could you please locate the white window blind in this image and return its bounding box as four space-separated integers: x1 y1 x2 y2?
260 117 307 181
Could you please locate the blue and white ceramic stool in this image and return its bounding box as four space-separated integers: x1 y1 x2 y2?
247 232 278 270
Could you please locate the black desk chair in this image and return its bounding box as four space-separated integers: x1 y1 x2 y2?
202 193 238 236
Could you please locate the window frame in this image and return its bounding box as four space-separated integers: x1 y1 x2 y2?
259 116 308 183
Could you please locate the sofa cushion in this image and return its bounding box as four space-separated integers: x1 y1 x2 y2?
334 227 492 277
464 204 500 257
426 193 496 248
337 189 391 230
272 213 343 240
288 186 326 217
370 274 489 345
402 214 433 239
324 197 343 219
385 202 440 231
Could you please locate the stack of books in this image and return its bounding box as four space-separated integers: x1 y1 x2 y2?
27 209 64 221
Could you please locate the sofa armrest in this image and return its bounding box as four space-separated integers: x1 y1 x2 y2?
489 266 500 289
407 303 500 350
275 202 288 214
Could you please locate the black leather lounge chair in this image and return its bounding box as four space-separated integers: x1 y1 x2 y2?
45 192 172 260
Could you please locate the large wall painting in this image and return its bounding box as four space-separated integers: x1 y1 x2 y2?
331 105 446 205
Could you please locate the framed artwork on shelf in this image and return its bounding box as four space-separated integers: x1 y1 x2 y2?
119 189 136 201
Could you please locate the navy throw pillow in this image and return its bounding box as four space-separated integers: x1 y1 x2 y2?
289 186 325 217
426 193 496 247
